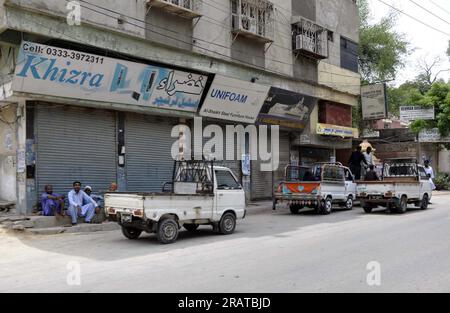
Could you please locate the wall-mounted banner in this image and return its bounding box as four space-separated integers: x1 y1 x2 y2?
12 41 208 112
361 83 387 120
316 123 359 138
418 128 450 143
199 75 270 123
257 87 315 130
400 106 435 122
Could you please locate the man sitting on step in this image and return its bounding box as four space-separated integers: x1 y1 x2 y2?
67 181 98 226
41 185 65 217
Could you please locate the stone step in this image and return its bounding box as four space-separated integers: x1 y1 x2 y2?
25 222 120 235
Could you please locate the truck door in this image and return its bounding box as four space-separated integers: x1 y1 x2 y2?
214 169 245 218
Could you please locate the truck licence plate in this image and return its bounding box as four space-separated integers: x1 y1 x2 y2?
121 214 132 223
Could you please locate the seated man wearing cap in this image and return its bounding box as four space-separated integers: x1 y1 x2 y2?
84 186 106 224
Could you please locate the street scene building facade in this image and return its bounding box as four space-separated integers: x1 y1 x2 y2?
0 0 361 213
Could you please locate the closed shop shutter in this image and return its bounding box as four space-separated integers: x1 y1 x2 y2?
251 134 272 200
251 131 291 200
274 131 291 183
36 105 117 196
125 113 176 192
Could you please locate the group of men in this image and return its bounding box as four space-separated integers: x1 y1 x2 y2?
348 146 377 181
40 182 118 226
348 146 437 189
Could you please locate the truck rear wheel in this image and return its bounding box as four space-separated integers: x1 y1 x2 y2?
184 224 199 232
289 204 302 214
121 227 142 240
156 218 179 244
219 212 236 235
396 196 408 214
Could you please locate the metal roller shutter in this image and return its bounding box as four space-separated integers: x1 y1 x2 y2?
274 131 291 183
251 134 272 200
36 105 117 196
251 131 291 200
125 113 176 192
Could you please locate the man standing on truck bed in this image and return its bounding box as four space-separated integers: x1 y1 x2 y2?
348 146 367 180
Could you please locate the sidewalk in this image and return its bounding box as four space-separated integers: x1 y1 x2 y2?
0 201 274 236
433 190 450 197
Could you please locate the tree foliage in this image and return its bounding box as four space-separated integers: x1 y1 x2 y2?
357 0 409 83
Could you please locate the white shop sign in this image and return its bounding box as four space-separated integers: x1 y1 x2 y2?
199 74 270 124
418 128 450 143
12 41 207 112
361 83 387 120
400 106 435 122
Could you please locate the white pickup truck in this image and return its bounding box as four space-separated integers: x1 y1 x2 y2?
104 161 246 244
357 158 432 214
273 163 357 215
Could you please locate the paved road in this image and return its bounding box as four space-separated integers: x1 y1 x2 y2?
1 194 450 293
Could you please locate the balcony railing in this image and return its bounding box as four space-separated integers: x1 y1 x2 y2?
147 0 202 19
231 0 274 43
292 18 328 60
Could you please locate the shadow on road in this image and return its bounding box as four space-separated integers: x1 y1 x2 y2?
9 201 439 262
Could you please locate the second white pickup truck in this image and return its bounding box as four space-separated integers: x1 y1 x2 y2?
104 160 246 244
357 158 433 214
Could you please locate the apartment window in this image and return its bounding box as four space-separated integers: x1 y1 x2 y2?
340 37 359 73
231 0 274 41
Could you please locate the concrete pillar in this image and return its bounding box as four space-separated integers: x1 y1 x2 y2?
16 99 27 214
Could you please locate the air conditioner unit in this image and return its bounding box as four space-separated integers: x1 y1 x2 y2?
296 34 315 54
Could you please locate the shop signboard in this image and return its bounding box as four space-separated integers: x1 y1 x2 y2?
257 87 315 130
12 41 208 112
400 106 435 122
316 123 359 138
199 74 270 124
361 83 387 120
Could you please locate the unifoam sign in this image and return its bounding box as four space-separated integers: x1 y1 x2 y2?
200 74 270 124
12 41 207 112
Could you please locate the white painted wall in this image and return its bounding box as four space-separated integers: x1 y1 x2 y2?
439 148 450 174
0 105 17 202
6 0 146 37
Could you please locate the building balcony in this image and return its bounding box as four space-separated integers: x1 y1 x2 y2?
146 0 202 19
231 0 274 44
292 18 328 60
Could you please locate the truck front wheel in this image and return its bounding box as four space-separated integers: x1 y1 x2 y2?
219 212 236 235
157 218 179 244
420 194 429 210
121 227 142 240
319 198 333 215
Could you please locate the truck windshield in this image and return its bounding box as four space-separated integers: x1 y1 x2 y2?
215 170 241 190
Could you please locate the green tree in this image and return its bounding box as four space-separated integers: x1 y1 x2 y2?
357 0 409 83
410 82 450 136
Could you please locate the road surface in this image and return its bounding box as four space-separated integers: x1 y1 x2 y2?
1 194 450 292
